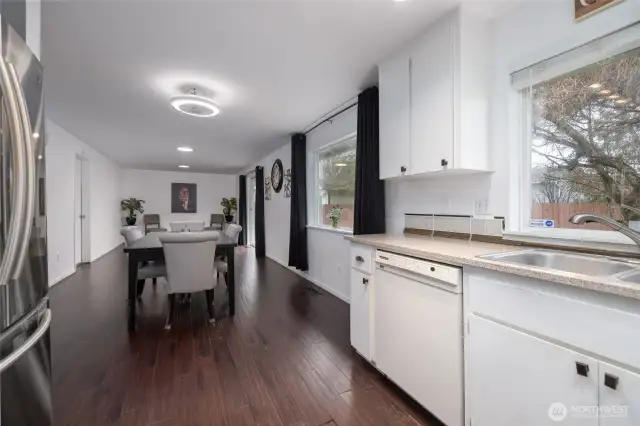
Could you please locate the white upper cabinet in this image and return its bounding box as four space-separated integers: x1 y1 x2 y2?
379 49 411 179
378 6 491 179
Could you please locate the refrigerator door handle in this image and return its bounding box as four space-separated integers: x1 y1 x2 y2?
0 308 51 374
7 63 36 278
0 56 28 287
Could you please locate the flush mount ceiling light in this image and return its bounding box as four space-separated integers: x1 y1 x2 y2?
178 165 190 169
177 146 194 152
170 88 220 118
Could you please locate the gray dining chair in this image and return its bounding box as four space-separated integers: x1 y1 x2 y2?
215 224 242 287
206 214 225 231
159 232 219 329
143 214 167 233
120 227 166 298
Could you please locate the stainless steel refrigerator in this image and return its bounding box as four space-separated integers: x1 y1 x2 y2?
0 16 51 426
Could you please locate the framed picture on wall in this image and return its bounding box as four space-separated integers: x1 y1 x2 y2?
171 183 198 213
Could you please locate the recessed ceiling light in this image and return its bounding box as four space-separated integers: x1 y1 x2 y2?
178 165 190 169
608 94 620 99
615 99 629 104
599 89 612 95
335 163 347 167
177 146 194 152
170 89 220 118
589 83 603 89
32 132 39 139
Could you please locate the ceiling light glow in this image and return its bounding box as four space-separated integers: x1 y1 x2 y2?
178 165 190 169
177 146 194 152
171 95 220 118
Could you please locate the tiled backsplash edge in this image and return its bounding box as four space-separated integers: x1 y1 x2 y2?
404 214 505 239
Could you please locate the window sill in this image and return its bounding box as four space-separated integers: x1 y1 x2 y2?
307 224 353 236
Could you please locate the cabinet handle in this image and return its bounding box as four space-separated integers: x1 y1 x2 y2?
355 256 364 262
400 166 407 173
575 362 590 377
604 373 619 390
362 278 369 285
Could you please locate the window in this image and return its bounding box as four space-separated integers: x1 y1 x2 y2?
516 26 640 236
314 134 357 229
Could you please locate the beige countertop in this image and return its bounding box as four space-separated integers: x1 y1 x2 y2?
345 233 640 300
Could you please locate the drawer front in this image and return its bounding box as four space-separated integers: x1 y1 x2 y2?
351 243 374 274
468 274 640 369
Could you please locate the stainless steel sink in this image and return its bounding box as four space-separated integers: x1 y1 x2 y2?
617 269 640 284
479 249 637 276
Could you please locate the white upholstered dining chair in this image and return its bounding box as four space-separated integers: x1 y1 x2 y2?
215 224 242 286
159 232 219 329
120 227 166 298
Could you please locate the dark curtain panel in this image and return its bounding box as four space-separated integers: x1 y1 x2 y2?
238 175 247 246
255 166 266 257
288 134 308 271
354 87 386 235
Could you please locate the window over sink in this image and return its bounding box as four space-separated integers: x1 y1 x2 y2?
514 23 640 240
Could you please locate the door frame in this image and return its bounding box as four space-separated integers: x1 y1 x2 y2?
247 170 256 247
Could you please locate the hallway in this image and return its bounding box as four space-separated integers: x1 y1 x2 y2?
50 247 441 426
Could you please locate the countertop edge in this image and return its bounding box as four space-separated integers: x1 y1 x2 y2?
345 235 640 301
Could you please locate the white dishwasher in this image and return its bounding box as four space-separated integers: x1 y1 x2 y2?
374 250 463 426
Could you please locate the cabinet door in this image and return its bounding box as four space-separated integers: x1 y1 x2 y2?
378 51 410 179
599 362 640 426
409 20 454 174
467 315 599 426
350 269 371 360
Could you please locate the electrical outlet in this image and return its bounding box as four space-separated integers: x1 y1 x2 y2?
474 198 489 216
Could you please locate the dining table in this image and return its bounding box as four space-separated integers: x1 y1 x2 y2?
123 231 238 332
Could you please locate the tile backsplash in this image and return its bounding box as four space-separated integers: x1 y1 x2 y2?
405 213 504 238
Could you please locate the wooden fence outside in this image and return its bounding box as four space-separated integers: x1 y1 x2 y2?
531 203 621 231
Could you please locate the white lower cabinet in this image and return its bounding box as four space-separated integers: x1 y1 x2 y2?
468 315 599 426
350 268 372 361
599 362 640 426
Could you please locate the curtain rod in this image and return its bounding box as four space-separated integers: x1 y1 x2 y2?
303 101 358 135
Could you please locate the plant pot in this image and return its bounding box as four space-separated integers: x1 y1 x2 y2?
225 215 234 223
125 217 136 226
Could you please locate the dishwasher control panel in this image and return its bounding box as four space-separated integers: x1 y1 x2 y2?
375 250 462 291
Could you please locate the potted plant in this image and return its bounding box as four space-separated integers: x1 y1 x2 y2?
327 205 343 229
121 198 145 226
220 197 237 223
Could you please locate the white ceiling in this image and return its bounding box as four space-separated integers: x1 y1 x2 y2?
42 0 470 174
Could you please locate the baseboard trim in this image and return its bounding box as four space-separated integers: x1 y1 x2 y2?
49 243 123 287
49 268 76 287
266 255 350 304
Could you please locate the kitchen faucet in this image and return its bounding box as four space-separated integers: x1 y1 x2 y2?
569 212 640 248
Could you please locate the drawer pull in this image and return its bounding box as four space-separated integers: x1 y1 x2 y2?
604 373 619 390
355 256 364 262
576 362 590 377
379 256 389 261
363 278 369 285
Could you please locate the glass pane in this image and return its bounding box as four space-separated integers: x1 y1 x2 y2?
529 48 640 231
318 137 356 229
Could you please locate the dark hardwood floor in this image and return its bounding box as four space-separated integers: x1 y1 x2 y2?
50 246 443 426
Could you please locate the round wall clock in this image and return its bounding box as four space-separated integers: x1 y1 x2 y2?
271 159 284 193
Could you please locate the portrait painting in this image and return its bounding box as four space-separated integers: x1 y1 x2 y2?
171 183 197 213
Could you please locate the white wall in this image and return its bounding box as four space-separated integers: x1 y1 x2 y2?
26 0 41 59
46 120 123 285
306 106 357 301
121 169 237 230
249 143 292 265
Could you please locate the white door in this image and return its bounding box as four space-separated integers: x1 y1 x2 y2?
74 157 82 265
467 315 599 426
599 361 640 426
350 269 371 361
410 19 455 174
374 267 463 426
378 50 411 179
247 172 256 246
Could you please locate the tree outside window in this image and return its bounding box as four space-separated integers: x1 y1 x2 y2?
317 137 356 229
530 48 640 230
